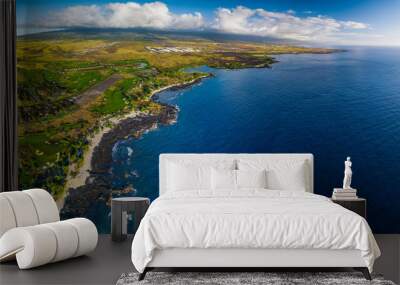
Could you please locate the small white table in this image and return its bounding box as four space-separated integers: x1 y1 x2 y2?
111 197 150 242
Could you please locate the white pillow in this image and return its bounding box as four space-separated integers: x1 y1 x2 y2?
237 159 307 191
167 162 211 191
267 165 306 191
166 159 236 192
236 169 267 189
211 168 236 190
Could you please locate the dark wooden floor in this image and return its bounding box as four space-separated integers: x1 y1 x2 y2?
1 235 399 285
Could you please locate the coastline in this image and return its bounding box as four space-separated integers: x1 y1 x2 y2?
57 73 211 209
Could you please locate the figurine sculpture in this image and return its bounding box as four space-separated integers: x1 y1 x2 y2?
343 157 353 189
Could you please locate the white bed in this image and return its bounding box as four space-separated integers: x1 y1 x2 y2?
131 154 380 280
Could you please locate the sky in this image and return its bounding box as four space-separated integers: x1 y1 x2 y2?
16 0 400 46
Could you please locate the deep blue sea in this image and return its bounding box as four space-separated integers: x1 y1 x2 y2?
111 47 400 234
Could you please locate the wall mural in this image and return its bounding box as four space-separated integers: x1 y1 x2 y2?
17 1 400 233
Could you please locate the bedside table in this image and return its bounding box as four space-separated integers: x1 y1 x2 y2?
111 197 150 242
331 198 366 219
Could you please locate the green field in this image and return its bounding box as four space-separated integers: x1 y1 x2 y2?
17 30 334 199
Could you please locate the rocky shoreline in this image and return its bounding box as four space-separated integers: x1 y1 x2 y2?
60 103 177 224
60 74 211 229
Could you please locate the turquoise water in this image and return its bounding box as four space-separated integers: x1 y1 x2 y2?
111 47 400 233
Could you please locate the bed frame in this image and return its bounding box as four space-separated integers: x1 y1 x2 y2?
139 154 371 280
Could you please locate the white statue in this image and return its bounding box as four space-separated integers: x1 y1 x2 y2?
342 157 353 190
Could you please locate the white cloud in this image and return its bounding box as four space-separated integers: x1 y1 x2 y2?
213 7 254 35
342 21 369 29
213 6 369 42
173 12 204 29
42 1 204 30
45 5 107 28
105 2 172 28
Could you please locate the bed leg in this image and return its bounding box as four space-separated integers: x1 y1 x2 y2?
138 268 148 281
354 267 371 280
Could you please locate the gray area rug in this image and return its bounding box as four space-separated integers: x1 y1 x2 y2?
116 272 396 285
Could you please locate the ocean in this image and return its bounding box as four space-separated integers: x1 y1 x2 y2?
110 47 400 234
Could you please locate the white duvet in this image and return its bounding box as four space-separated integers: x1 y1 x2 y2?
131 190 380 273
